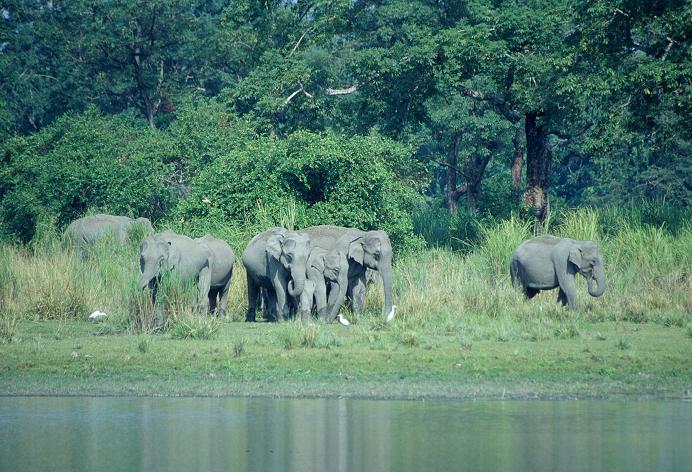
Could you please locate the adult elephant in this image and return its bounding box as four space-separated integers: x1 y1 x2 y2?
510 236 606 309
64 214 153 253
139 231 235 316
194 235 236 317
306 246 349 322
242 228 311 322
300 225 395 322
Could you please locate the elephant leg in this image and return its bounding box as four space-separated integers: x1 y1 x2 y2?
557 288 569 306
269 269 289 322
326 271 349 322
216 276 232 319
197 266 212 314
314 279 329 322
525 287 539 299
350 273 367 314
264 289 279 322
148 278 159 306
556 274 578 309
208 287 219 315
245 276 259 322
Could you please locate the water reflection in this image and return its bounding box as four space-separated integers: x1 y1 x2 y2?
0 397 690 472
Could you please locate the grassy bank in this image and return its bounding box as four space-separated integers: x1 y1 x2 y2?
1 208 690 399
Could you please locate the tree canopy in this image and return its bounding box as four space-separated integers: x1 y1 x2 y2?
1 0 689 244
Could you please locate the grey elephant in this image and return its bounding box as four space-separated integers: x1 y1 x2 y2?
300 225 395 322
305 245 349 322
242 228 311 322
139 231 235 316
64 214 153 253
510 236 606 309
194 235 236 317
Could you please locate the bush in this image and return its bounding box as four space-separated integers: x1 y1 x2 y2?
172 130 427 250
0 108 175 242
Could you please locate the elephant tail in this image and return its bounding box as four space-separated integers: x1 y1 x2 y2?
509 257 521 288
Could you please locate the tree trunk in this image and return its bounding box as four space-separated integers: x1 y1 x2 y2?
523 111 551 224
446 133 462 213
511 122 524 205
463 153 491 214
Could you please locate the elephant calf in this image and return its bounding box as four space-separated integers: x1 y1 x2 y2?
510 236 606 309
139 231 235 317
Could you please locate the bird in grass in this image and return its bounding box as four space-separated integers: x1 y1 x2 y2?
386 305 397 322
89 310 108 320
336 314 351 326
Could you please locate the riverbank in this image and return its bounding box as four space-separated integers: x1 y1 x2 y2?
1 320 690 399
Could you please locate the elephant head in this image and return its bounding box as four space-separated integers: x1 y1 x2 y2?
345 230 394 320
266 230 311 299
139 234 172 290
568 241 606 297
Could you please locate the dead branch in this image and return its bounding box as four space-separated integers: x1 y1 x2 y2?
661 37 674 61
325 84 359 95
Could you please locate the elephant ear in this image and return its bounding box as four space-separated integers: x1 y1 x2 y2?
266 234 283 260
568 246 583 269
348 240 364 265
310 252 325 272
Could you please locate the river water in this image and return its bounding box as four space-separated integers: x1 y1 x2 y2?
0 397 689 472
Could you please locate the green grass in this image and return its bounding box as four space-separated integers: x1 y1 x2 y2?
0 319 689 399
0 206 690 398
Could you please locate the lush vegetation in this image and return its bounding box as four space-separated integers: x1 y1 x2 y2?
1 0 690 244
1 209 690 397
0 1 690 397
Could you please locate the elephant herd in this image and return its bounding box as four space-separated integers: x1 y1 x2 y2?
63 214 606 322
63 214 396 323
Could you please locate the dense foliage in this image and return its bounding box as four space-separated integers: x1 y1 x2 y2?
0 109 174 241
174 130 427 248
0 0 689 244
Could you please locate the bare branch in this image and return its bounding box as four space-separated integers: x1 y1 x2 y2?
325 84 359 95
284 86 304 105
290 30 310 56
661 37 674 61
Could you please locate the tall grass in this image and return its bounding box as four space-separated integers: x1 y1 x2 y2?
0 205 689 338
0 229 239 335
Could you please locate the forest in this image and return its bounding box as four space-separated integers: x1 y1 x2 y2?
0 1 690 398
1 0 689 246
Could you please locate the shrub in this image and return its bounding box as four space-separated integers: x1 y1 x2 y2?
0 108 175 242
172 131 427 250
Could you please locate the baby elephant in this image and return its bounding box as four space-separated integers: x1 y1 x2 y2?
510 236 605 309
289 278 316 323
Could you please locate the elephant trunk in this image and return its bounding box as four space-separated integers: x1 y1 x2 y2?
380 257 394 321
587 265 606 298
140 263 160 290
287 260 306 298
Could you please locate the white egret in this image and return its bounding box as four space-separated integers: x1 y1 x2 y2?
386 305 397 322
